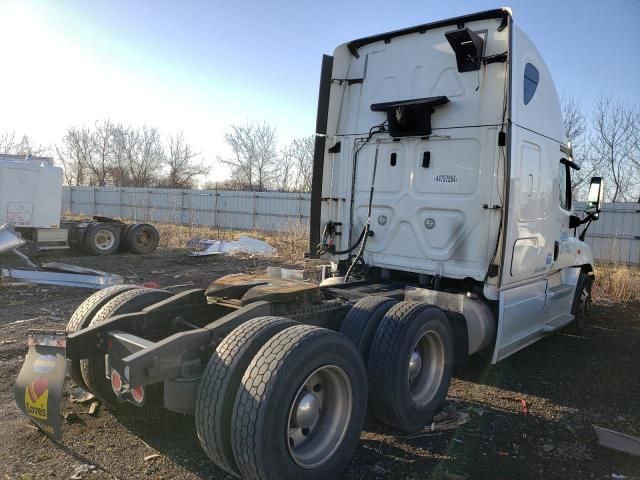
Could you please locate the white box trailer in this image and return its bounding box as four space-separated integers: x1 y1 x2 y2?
0 154 63 229
14 8 605 480
0 154 159 254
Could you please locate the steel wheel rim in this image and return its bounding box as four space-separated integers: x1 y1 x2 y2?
286 365 352 469
135 230 151 247
408 330 445 406
94 229 116 250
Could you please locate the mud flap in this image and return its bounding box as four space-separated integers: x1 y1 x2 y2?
15 330 67 440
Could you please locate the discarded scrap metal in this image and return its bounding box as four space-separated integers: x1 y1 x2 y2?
186 236 276 257
0 223 26 254
2 264 123 288
594 426 640 457
428 404 471 432
1 227 123 288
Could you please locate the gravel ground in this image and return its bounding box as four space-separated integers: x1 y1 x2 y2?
1 248 639 480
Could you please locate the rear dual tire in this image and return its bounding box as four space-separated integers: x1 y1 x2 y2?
339 296 398 362
65 285 141 391
80 288 172 409
196 316 297 476
196 320 367 480
367 301 454 432
83 222 121 256
125 223 159 254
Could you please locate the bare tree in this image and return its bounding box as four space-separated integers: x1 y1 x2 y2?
291 136 314 192
161 131 209 188
109 124 130 186
87 119 116 186
217 122 277 191
276 136 314 192
275 145 296 191
0 131 45 156
0 131 19 153
561 96 596 198
590 95 639 201
117 125 164 187
56 127 92 185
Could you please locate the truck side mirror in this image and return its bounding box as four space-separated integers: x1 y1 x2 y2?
585 177 603 217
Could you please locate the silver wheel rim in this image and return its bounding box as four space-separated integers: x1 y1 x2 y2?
408 330 445 406
94 229 116 251
286 365 352 469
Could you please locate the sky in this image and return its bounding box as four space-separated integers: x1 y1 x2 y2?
0 0 638 182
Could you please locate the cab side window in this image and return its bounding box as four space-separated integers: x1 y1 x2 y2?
523 63 539 105
559 160 571 210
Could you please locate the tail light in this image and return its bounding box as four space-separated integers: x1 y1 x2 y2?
131 385 145 404
111 370 122 394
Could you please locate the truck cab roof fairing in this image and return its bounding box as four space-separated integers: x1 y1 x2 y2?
346 8 512 58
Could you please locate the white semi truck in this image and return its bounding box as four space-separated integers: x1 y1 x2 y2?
15 8 603 480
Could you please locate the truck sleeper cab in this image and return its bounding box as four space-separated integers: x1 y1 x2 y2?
15 8 603 480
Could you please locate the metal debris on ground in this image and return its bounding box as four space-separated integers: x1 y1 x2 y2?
1 227 124 288
7 317 40 326
428 404 471 432
1 262 123 289
0 223 25 254
395 404 470 439
186 236 276 257
594 426 640 457
70 463 96 479
88 401 100 416
69 387 95 403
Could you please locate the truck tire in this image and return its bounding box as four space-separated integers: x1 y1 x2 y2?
339 296 398 363
126 223 159 254
118 224 135 252
367 301 453 432
66 285 141 391
82 222 121 256
232 325 367 480
567 272 593 335
196 316 296 476
80 288 172 409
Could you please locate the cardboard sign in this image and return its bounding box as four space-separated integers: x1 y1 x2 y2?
15 331 66 440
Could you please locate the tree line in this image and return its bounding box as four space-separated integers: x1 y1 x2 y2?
562 95 639 202
0 120 314 192
1 121 208 189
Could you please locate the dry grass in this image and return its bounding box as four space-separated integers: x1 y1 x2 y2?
593 263 640 303
155 222 309 263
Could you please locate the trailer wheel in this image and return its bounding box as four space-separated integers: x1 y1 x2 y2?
66 285 141 391
232 325 367 480
340 296 398 363
367 301 453 432
118 224 135 252
80 288 172 409
83 222 121 256
567 273 593 335
126 223 159 254
196 316 296 476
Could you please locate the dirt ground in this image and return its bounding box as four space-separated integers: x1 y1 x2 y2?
1 248 639 480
